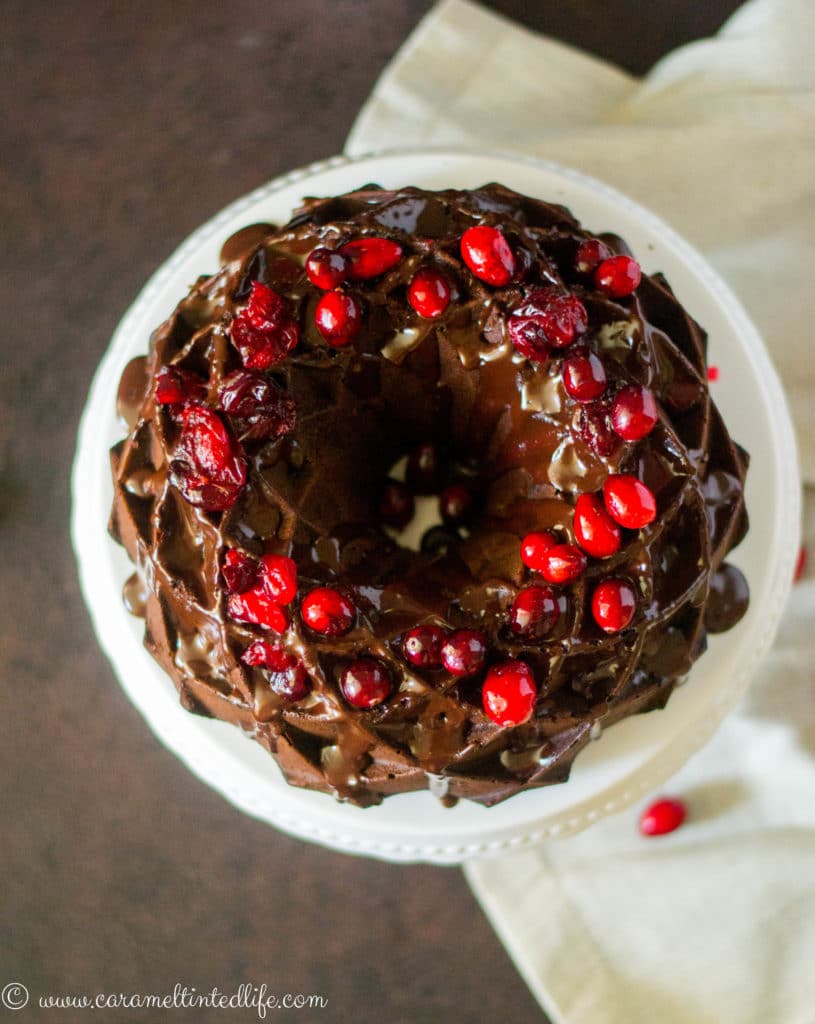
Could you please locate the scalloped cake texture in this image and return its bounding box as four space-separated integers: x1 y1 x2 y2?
109 183 749 808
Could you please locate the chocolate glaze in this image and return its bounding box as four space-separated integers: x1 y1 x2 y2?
109 184 749 807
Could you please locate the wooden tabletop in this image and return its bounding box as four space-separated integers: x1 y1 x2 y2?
1 2 742 1021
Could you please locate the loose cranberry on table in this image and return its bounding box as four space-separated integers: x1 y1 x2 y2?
314 290 363 348
218 369 296 442
171 404 247 511
379 480 415 530
227 589 289 633
154 365 207 406
407 266 452 319
402 624 446 668
573 493 622 559
439 484 472 525
340 658 392 709
538 543 587 585
300 587 356 637
594 255 642 298
221 549 259 594
611 384 658 442
603 474 657 529
575 238 612 275
406 442 442 494
482 660 537 727
241 640 309 701
305 246 350 289
460 225 516 286
562 348 607 403
509 586 559 640
520 530 558 571
441 629 488 677
591 578 637 633
341 237 403 280
230 281 300 370
639 797 686 837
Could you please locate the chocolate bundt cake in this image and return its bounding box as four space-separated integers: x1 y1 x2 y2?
109 183 749 807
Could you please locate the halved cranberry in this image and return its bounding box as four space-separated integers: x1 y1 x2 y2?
341 237 403 280
171 404 247 511
460 226 516 286
639 797 686 837
507 314 551 363
603 474 657 529
520 531 558 571
509 586 559 640
509 289 588 358
402 624 446 668
221 549 258 594
538 544 587 585
406 442 442 494
595 255 642 298
574 397 621 458
482 660 536 727
591 578 636 633
340 658 392 709
155 366 207 406
439 484 472 525
230 281 299 370
259 554 297 605
575 238 612 275
537 294 589 348
218 369 296 442
315 290 362 348
407 266 452 318
611 385 658 441
227 589 288 633
573 493 621 559
379 480 415 530
241 640 309 700
245 280 286 328
441 629 487 677
301 587 355 637
305 246 350 289
562 348 607 402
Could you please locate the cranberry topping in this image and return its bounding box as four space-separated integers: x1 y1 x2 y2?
314 290 362 348
245 280 285 327
301 587 355 637
340 658 392 709
508 289 588 359
538 544 587 585
591 578 637 633
402 624 446 668
259 554 297 605
171 404 247 511
603 474 657 529
305 246 350 290
594 255 642 298
482 660 537 727
407 267 452 319
460 225 516 286
573 493 622 559
441 629 487 677
439 484 472 525
639 797 686 837
341 237 403 280
509 586 559 640
574 397 621 457
221 549 258 594
230 281 300 370
562 347 607 403
520 531 558 571
406 442 442 494
611 385 658 441
155 366 207 406
507 315 552 363
379 480 415 530
575 238 612 275
218 369 296 442
241 640 309 700
227 589 288 633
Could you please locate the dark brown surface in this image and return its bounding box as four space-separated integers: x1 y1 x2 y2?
1 2 743 1022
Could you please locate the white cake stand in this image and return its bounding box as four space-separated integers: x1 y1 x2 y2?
72 149 800 864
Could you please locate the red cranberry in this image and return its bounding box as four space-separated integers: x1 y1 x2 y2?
707 365 720 383
227 589 288 633
509 586 559 640
537 294 589 348
591 578 637 633
595 255 642 298
482 660 537 727
439 484 472 525
574 397 621 458
241 641 309 700
155 366 207 406
340 658 392 708
406 442 442 494
460 225 516 286
511 243 534 282
539 543 587 585
341 237 403 280
314 290 362 348
639 797 686 837
408 267 452 318
230 281 299 370
301 587 355 637
794 545 808 583
507 314 552 363
218 369 296 442
562 348 607 402
509 290 588 358
603 474 657 529
611 385 658 441
573 493 621 559
379 480 415 530
221 549 258 594
305 246 350 289
402 624 446 668
245 280 285 327
441 629 487 677
259 554 297 604
171 404 247 511
575 238 612 275
520 531 558 571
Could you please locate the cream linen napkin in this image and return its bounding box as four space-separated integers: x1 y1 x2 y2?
346 2 815 1021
